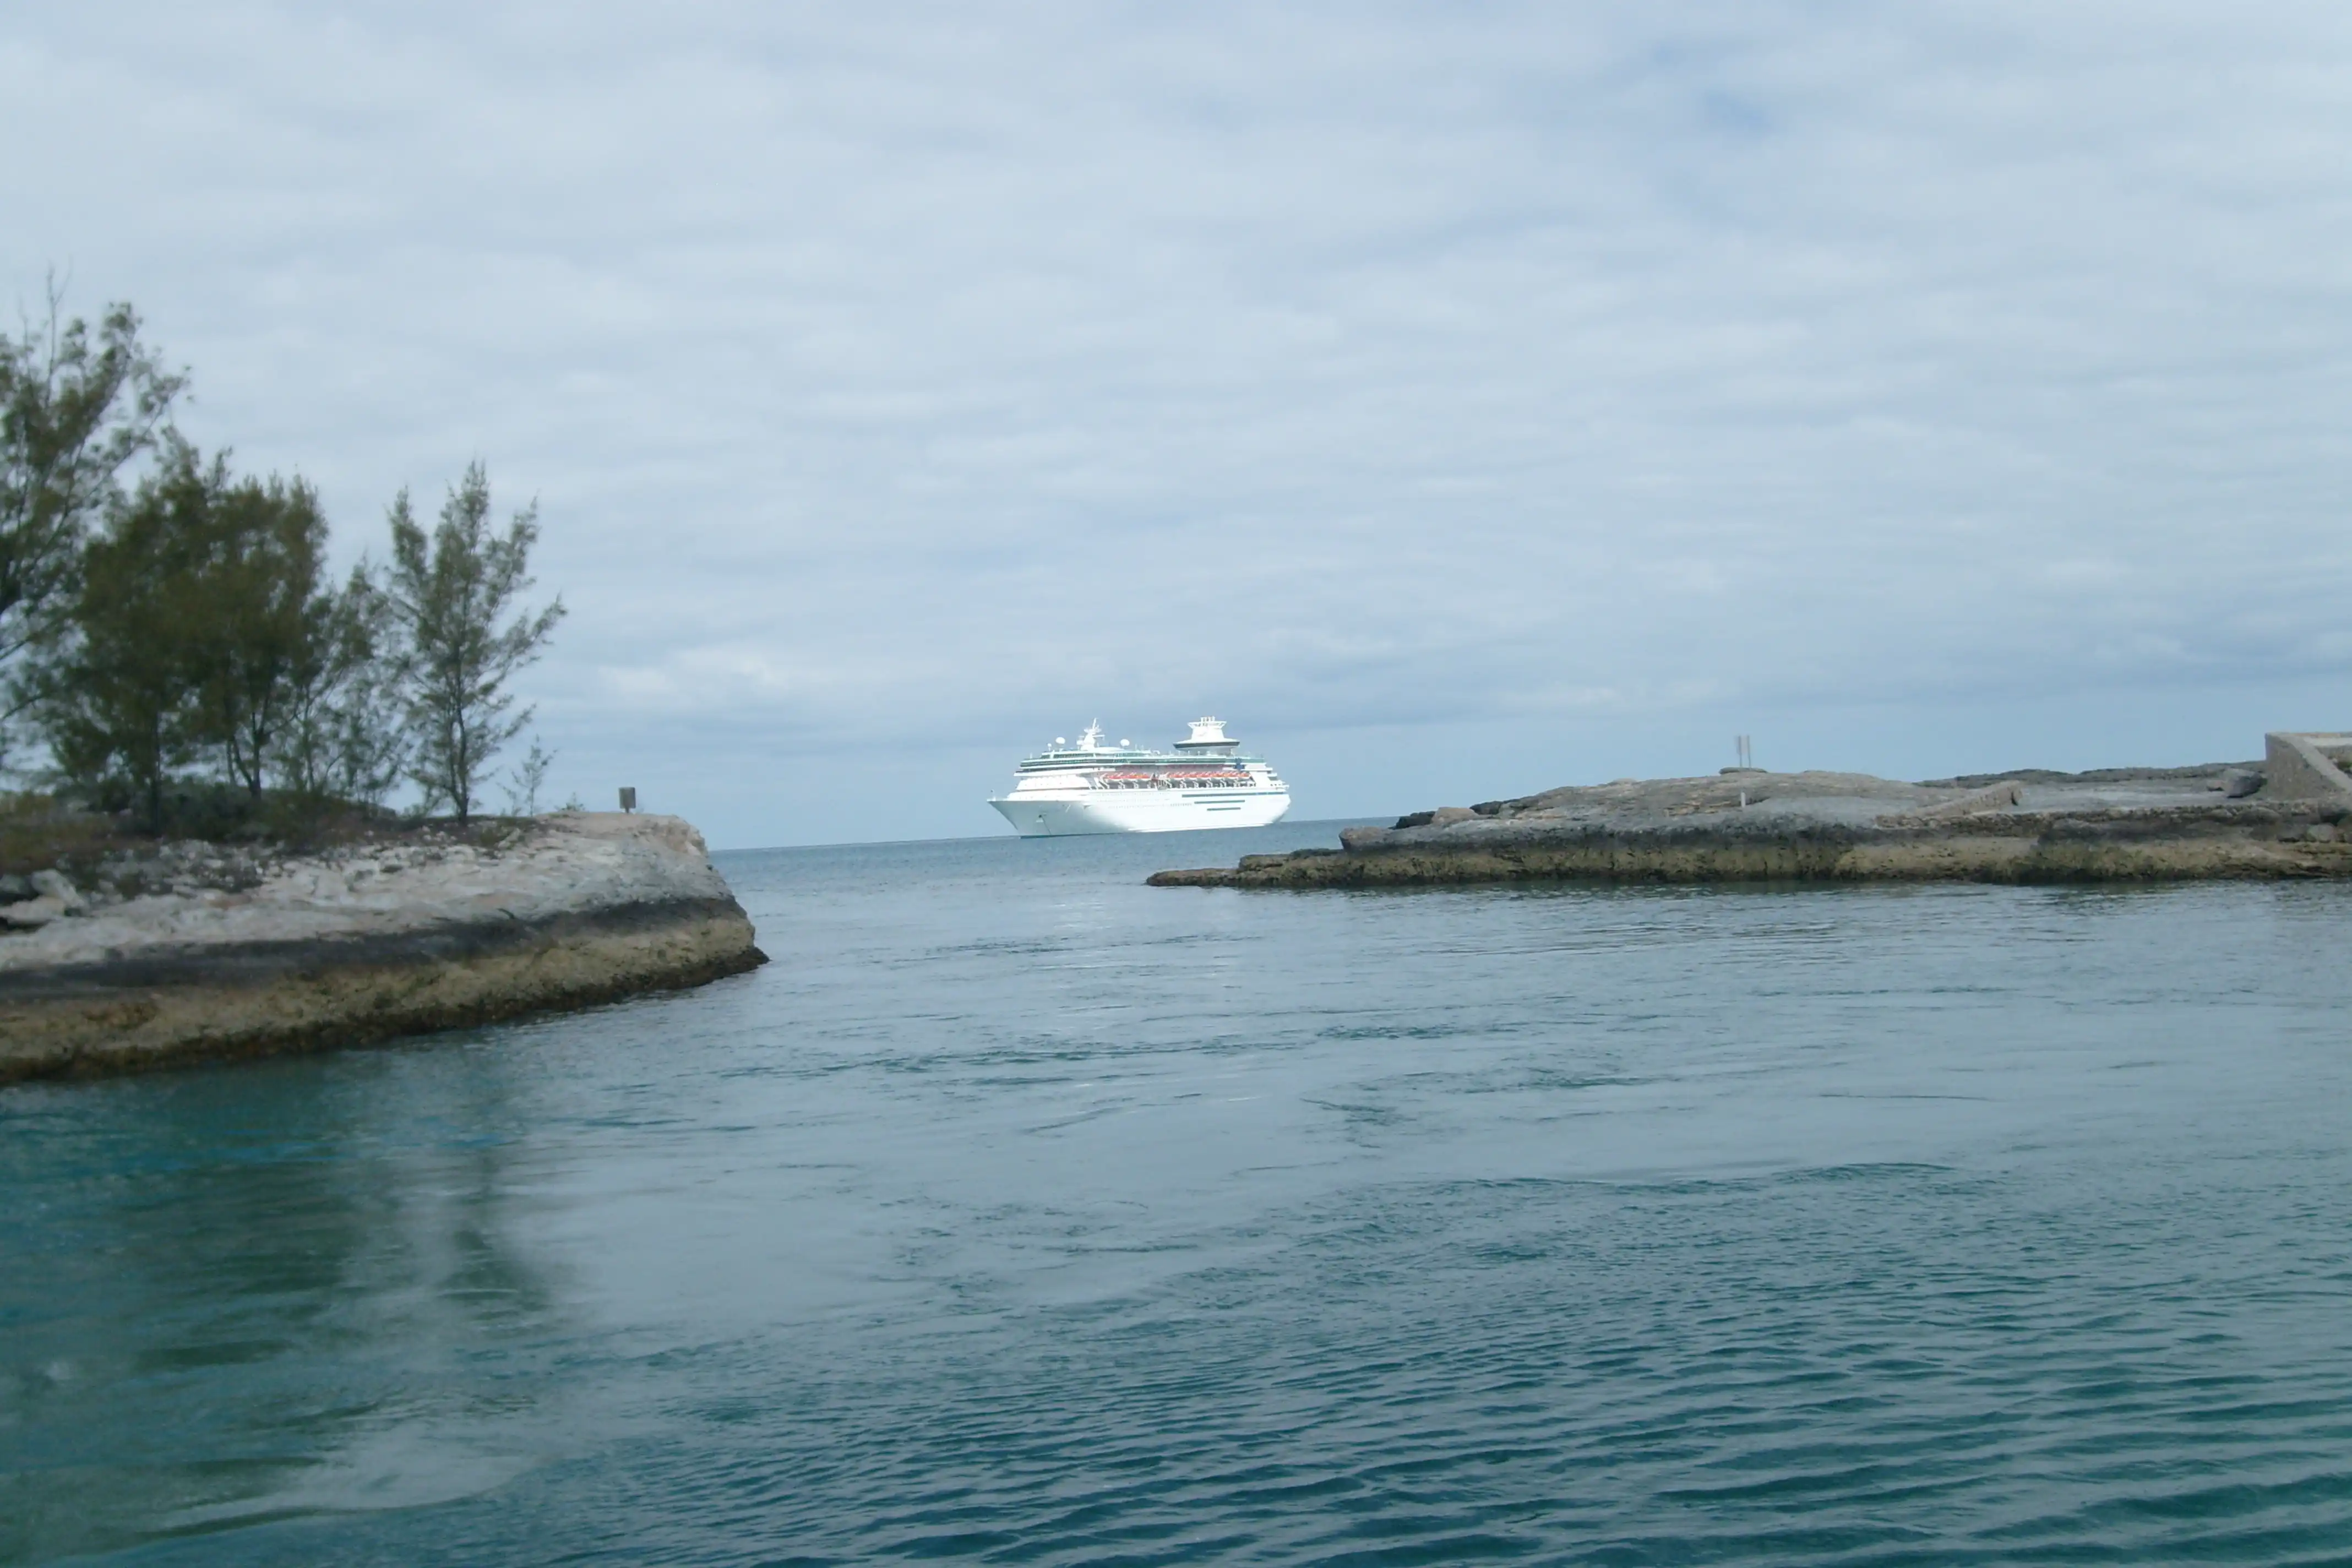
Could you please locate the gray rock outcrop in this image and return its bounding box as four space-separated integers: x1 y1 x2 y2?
1153 760 2352 889
1 813 765 1084
0 870 88 930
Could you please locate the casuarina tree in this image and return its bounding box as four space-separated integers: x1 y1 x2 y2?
277 562 408 809
31 442 213 827
384 462 564 823
187 467 334 798
0 289 184 745
32 441 351 826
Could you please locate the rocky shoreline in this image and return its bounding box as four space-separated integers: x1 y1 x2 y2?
0 813 765 1084
1150 734 2352 891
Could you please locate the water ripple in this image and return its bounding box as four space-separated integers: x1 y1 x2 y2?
4 833 2352 1564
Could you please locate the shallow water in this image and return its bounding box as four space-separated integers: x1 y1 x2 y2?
5 824 2351 1565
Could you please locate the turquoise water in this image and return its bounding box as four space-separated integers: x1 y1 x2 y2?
6 824 2352 1565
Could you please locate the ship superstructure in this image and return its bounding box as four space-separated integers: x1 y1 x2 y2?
989 718 1292 836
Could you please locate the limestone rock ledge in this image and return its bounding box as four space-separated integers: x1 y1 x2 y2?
1149 765 2352 890
1 813 765 1085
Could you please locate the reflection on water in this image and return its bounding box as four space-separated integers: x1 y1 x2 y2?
1 1049 566 1561
5 823 2352 1564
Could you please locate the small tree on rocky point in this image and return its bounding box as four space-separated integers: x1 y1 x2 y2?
187 466 334 799
277 560 409 809
0 290 184 749
383 463 563 824
31 442 213 827
32 441 349 827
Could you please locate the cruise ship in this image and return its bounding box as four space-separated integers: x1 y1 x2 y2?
989 718 1292 836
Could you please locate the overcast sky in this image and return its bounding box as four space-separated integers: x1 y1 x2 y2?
8 3 2351 846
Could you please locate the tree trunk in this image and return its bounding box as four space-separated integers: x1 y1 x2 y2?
453 719 470 824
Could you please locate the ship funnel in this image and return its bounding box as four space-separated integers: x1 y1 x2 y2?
1174 715 1240 755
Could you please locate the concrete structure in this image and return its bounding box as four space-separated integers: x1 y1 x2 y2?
2263 732 2352 803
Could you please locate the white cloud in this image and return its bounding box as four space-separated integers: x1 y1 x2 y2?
7 2 2352 843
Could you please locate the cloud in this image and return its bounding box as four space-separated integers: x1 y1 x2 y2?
7 2 2352 841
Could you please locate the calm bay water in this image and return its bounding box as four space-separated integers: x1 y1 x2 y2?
6 823 2352 1565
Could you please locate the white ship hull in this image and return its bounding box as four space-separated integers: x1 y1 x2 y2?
990 717 1292 837
990 788 1291 837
